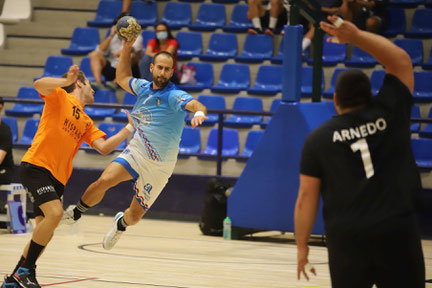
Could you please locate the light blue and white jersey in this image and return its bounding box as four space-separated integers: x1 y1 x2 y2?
128 78 193 162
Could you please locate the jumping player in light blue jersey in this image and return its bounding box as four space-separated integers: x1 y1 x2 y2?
61 37 208 250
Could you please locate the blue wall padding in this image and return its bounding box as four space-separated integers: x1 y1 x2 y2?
282 25 303 102
227 101 336 234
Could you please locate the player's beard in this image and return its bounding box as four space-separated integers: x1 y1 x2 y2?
153 75 170 89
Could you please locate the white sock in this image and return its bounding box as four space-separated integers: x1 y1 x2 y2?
269 17 278 29
252 17 262 30
302 38 312 51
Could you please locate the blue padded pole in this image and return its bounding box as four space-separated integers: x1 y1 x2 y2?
282 25 303 103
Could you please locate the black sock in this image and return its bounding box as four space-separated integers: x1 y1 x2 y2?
12 255 25 275
73 199 90 220
22 241 44 269
117 216 127 231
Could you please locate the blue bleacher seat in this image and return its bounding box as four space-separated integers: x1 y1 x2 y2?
199 33 237 62
177 62 213 92
382 8 406 37
344 46 378 68
84 89 117 120
235 34 273 63
61 27 99 55
322 68 355 99
419 107 432 137
186 95 226 126
83 122 127 153
112 92 136 122
270 40 283 64
301 66 325 98
405 9 432 38
2 117 18 142
130 1 157 27
179 126 201 155
211 63 250 93
176 32 203 60
18 119 39 146
87 1 122 27
394 38 423 66
141 30 156 48
79 57 106 84
371 70 386 96
307 37 346 66
5 87 44 117
161 2 192 30
411 138 432 169
426 0 432 7
189 3 226 31
179 0 204 2
411 104 421 133
261 98 281 129
36 56 73 80
422 48 432 71
223 4 252 33
224 96 263 128
240 130 264 158
389 0 423 8
211 0 239 3
200 128 239 159
413 71 432 102
247 65 282 96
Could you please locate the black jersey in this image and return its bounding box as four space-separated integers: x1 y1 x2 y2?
300 74 422 234
0 120 14 173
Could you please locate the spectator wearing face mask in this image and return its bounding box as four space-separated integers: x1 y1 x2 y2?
139 23 180 84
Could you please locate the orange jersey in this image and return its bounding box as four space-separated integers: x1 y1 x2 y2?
22 88 106 185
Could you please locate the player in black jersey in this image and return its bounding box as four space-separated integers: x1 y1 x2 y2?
294 16 425 287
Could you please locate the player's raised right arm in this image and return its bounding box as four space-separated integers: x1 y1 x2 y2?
320 16 413 93
33 65 79 96
116 38 136 94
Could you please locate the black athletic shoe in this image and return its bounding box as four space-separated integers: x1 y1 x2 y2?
1 275 19 288
13 267 40 288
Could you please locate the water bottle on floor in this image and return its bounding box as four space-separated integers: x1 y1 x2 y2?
223 217 231 240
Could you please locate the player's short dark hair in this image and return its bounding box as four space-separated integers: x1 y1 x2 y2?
152 51 174 68
61 71 87 93
335 70 372 109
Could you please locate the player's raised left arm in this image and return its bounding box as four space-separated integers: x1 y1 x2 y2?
185 99 208 129
116 38 137 95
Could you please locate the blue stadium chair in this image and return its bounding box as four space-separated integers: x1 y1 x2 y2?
211 63 250 93
413 71 432 102
179 126 201 155
419 107 432 137
422 48 432 71
179 0 204 2
199 33 237 62
2 117 18 142
306 37 346 66
389 0 423 8
177 62 213 92
199 128 239 159
405 9 432 38
130 1 157 27
394 38 423 66
161 2 192 30
141 30 156 47
212 0 239 3
240 130 264 158
411 104 421 133
371 70 386 96
301 66 325 98
112 92 136 122
270 40 283 64
322 68 354 99
87 1 122 27
224 96 263 128
5 87 44 117
79 57 106 84
235 34 273 63
61 27 99 55
189 3 226 31
426 0 432 7
186 95 226 126
176 31 203 60
247 65 282 96
261 98 281 129
84 122 127 153
411 138 432 169
344 46 378 67
84 89 117 120
382 8 406 37
36 56 73 80
18 119 39 146
223 4 252 33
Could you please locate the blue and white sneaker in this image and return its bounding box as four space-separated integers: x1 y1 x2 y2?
2 275 19 288
103 212 124 250
13 267 40 288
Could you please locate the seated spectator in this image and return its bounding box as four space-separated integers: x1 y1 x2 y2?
89 14 143 90
0 97 14 185
342 0 388 33
247 0 290 36
139 23 180 84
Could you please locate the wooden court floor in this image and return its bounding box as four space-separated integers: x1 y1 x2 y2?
0 215 431 288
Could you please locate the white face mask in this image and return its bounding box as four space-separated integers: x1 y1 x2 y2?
156 31 168 40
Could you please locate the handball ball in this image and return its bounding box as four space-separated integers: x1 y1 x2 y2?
116 16 142 41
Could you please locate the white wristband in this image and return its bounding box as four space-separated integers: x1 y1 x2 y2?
125 123 134 133
194 111 205 118
333 17 344 28
305 263 315 272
